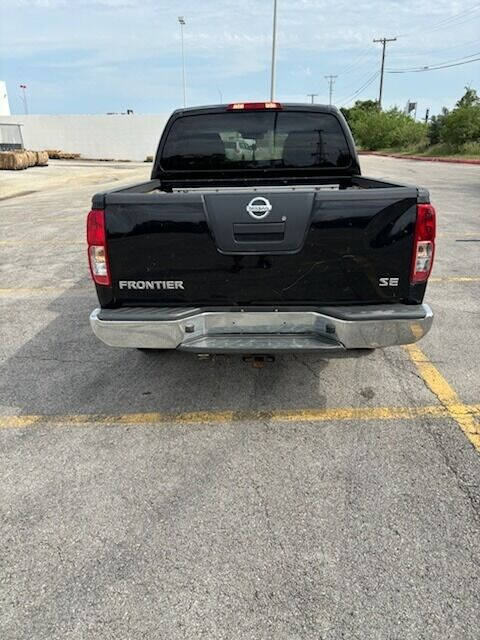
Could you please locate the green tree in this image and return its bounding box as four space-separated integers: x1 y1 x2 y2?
341 86 480 152
455 86 480 108
341 100 378 126
345 106 427 150
428 107 449 145
441 104 480 147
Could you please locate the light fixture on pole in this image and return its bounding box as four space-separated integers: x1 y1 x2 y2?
178 16 187 108
270 0 278 101
20 84 28 114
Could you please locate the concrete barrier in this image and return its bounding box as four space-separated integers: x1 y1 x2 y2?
0 114 170 161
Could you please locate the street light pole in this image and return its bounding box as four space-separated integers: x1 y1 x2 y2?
20 84 28 114
270 0 277 101
178 17 187 108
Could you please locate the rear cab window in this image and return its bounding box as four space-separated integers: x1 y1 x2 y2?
160 110 353 172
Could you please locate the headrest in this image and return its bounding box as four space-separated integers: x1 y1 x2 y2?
282 131 321 167
173 133 225 158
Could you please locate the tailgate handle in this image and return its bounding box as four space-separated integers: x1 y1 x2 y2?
234 223 285 234
233 222 285 243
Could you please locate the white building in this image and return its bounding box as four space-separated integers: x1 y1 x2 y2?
0 81 11 116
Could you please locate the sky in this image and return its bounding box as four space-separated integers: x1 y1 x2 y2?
1 0 479 117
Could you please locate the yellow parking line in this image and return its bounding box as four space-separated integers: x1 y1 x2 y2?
437 232 479 238
0 240 83 246
429 276 480 282
2 215 82 227
0 286 90 296
405 344 480 451
0 404 464 430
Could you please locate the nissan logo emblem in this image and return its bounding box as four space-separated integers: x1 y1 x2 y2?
246 197 272 219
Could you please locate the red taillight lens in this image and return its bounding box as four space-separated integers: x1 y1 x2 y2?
411 203 436 284
87 209 111 286
227 102 282 110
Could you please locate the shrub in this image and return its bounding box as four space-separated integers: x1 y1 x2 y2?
347 107 427 150
427 87 480 149
440 105 480 148
343 86 480 153
428 108 448 145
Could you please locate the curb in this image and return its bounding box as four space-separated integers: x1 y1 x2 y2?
358 151 480 166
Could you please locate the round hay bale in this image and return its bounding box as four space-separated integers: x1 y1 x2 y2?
35 151 49 166
25 150 37 167
0 151 28 170
0 152 12 170
59 151 81 159
17 152 30 170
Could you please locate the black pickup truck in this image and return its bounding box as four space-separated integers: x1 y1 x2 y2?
87 102 435 355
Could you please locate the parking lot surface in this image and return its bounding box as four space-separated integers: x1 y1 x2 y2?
1 157 479 639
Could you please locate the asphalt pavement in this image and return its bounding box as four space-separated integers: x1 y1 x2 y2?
0 157 479 639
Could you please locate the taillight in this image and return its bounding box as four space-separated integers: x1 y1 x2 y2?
227 102 282 110
411 203 436 284
87 209 111 286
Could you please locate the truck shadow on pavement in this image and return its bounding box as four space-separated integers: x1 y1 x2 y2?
2 281 374 417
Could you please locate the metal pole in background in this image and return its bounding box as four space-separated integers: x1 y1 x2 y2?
270 0 278 101
178 17 187 108
324 75 337 105
307 93 318 104
373 37 396 109
20 84 28 114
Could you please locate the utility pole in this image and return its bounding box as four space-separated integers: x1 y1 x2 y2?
307 93 318 104
270 0 278 101
373 37 396 109
20 84 28 114
178 17 187 108
324 75 337 105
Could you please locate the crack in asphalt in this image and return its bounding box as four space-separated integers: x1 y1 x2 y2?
381 348 479 517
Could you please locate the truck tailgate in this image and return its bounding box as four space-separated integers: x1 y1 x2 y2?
103 187 419 307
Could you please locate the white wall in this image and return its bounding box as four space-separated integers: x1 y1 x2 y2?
0 81 11 116
0 114 169 160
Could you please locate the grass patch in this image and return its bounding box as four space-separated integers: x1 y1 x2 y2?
369 142 480 160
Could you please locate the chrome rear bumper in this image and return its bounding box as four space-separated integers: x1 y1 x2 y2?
90 304 433 353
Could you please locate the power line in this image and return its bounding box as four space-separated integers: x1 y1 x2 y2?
423 6 480 34
337 65 381 97
339 72 379 107
388 38 480 60
336 66 380 98
387 50 480 72
388 56 480 73
338 70 380 107
396 3 480 38
335 49 376 76
373 37 396 109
